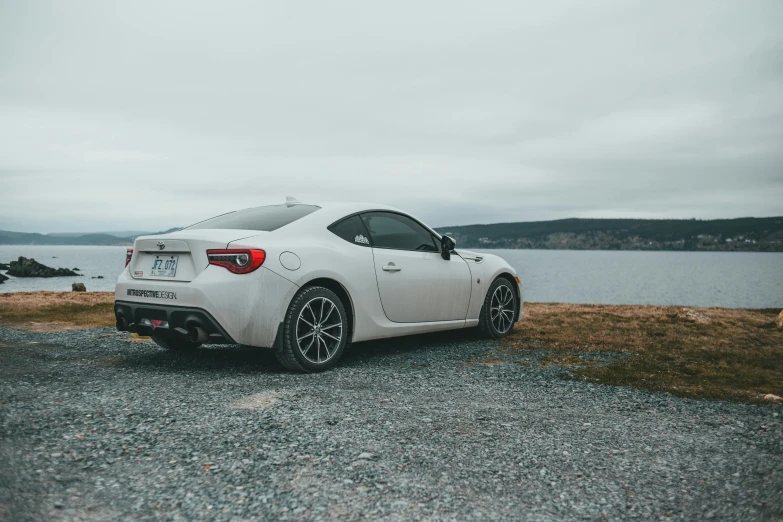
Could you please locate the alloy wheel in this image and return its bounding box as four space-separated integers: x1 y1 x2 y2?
296 297 343 364
490 284 515 334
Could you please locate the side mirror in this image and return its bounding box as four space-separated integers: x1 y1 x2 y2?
440 235 456 260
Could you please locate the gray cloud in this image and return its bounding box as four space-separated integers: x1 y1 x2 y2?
1 0 782 233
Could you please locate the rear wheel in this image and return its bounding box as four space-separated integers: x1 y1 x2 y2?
275 286 348 372
151 333 200 352
478 277 517 339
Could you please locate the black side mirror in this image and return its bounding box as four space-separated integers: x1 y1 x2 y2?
440 235 456 260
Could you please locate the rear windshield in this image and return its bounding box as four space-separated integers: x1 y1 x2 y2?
186 204 320 231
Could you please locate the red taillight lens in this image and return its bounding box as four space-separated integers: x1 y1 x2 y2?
207 249 266 274
125 248 134 267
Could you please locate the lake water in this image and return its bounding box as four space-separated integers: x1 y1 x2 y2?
0 246 127 293
1 246 781 309
479 249 782 309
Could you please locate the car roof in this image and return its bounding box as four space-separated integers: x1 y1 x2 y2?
274 200 436 235
310 201 400 215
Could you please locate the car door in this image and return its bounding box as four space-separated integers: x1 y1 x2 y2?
361 211 472 323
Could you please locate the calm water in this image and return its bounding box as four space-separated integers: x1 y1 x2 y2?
478 249 782 309
1 246 781 308
0 246 126 293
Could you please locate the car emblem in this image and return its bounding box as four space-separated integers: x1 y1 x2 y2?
157 241 165 250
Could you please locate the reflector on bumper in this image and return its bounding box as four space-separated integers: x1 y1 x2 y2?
140 318 169 330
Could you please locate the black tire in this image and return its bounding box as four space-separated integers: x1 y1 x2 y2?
275 286 349 373
151 333 200 352
477 277 518 339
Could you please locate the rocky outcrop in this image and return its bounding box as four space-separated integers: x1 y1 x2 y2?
0 263 9 270
0 272 8 284
7 257 81 278
677 308 712 324
72 282 86 292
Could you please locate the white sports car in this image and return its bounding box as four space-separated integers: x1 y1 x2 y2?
114 199 524 372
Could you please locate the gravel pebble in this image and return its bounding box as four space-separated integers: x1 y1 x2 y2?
0 326 781 521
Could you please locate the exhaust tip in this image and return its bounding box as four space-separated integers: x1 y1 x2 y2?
116 316 129 332
187 325 209 343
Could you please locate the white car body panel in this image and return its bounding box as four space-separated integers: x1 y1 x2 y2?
371 249 471 323
115 202 523 347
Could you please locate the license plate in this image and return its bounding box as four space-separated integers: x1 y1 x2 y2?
150 255 178 277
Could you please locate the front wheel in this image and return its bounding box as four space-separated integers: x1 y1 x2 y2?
275 286 349 372
478 277 518 339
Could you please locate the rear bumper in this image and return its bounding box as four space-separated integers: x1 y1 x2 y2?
114 301 236 344
114 265 299 347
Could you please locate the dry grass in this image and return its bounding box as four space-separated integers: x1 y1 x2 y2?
506 303 783 404
0 291 115 330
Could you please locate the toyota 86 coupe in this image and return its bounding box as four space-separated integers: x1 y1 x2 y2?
114 199 524 372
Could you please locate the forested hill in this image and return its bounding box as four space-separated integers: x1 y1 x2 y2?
436 217 783 252
0 228 180 246
3 218 783 251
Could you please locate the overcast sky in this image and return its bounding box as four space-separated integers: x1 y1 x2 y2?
2 0 782 233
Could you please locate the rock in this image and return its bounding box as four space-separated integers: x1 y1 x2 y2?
776 310 783 328
72 283 86 292
0 262 9 270
763 394 782 402
7 257 81 278
357 452 375 460
91 276 105 279
73 267 80 271
0 273 8 284
677 308 712 324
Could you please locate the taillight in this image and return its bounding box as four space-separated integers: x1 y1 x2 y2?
126 248 134 267
207 249 266 274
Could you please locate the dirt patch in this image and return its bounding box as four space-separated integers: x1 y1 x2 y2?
230 391 282 409
506 303 783 404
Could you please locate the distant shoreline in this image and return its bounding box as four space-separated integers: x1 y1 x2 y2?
2 244 782 253
437 216 783 252
3 217 782 251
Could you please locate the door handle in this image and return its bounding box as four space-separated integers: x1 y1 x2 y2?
382 263 401 272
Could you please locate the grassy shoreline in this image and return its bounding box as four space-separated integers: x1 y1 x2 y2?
1 291 781 404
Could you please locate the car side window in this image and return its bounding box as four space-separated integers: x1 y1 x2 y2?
360 212 439 252
328 215 372 247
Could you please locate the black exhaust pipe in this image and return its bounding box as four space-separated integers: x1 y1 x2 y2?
187 325 209 343
116 316 129 332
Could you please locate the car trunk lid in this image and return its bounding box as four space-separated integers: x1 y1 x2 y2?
129 229 265 282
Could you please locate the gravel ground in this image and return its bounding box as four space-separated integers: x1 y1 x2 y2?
1 327 781 521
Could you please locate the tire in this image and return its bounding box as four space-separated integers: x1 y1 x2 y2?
275 286 349 373
478 277 518 339
151 333 200 352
